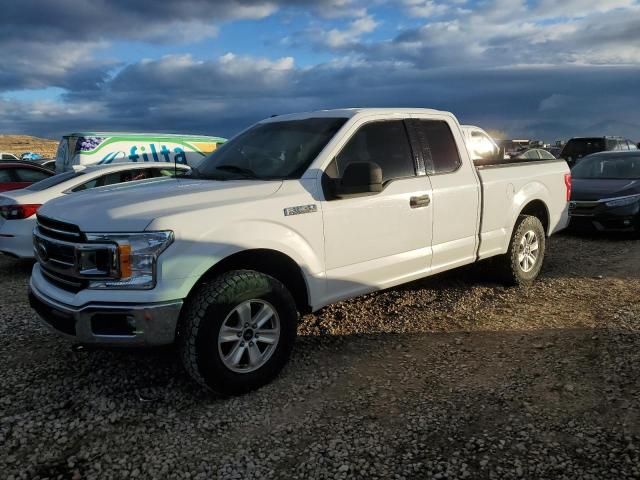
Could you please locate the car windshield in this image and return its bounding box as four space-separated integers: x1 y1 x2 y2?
25 171 84 191
571 154 640 180
197 117 347 180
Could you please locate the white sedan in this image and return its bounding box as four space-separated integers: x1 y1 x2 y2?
0 162 190 258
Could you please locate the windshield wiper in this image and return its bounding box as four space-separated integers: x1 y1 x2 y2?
215 164 260 179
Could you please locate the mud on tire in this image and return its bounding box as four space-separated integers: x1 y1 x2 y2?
178 270 298 395
495 215 546 286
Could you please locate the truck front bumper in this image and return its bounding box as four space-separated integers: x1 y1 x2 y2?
29 282 183 347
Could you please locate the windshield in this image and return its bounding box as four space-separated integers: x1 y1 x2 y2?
197 117 347 180
571 154 640 180
25 171 84 191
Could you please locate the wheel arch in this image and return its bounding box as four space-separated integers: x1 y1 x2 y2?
185 248 312 315
518 199 550 235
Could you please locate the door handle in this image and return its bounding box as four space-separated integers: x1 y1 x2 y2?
410 194 431 208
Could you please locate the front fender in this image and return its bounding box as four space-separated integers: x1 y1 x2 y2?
155 219 324 295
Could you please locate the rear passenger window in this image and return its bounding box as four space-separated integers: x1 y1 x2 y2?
334 121 415 183
0 170 12 182
412 120 461 175
14 168 50 182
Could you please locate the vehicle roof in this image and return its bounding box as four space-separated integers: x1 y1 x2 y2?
567 136 626 140
62 132 226 141
585 150 640 158
0 161 52 170
261 107 451 122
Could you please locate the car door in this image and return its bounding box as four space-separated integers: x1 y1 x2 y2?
320 118 433 302
409 116 481 274
0 168 21 192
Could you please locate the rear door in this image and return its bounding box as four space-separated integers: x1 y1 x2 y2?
321 118 433 301
12 167 52 189
409 115 481 274
0 168 22 192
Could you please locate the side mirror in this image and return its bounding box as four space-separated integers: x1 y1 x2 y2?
335 161 382 198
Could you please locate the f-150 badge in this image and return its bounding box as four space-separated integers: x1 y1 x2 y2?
284 204 318 216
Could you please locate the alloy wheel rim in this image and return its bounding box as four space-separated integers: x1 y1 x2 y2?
518 230 539 273
217 299 281 373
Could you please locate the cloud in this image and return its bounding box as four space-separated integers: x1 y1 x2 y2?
401 0 452 18
323 15 380 48
3 52 640 142
1 0 640 142
0 0 369 93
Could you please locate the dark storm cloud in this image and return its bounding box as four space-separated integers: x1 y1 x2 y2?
2 53 639 141
1 0 640 141
0 0 365 91
0 0 365 43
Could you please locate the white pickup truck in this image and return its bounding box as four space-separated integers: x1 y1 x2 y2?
29 108 571 394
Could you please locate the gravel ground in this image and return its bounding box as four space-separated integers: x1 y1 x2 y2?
1 232 639 480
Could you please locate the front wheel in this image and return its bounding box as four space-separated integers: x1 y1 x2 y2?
178 270 298 395
495 215 546 286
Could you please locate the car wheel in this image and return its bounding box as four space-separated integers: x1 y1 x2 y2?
495 215 546 286
178 270 298 395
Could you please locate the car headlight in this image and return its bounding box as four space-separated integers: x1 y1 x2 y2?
604 194 640 208
84 231 173 289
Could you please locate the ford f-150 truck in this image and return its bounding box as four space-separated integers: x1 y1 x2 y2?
29 108 571 394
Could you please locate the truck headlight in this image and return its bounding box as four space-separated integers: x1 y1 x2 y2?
85 231 173 289
604 194 640 208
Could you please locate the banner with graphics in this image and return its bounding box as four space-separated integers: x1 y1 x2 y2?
55 133 226 172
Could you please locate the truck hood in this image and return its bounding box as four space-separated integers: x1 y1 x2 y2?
38 178 283 232
571 178 640 201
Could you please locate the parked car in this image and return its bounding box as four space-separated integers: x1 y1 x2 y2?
54 132 226 172
568 150 640 232
560 136 638 166
0 162 190 258
543 147 562 158
0 162 54 193
0 152 20 161
29 108 570 395
33 158 56 171
511 148 558 161
460 125 505 164
21 152 42 161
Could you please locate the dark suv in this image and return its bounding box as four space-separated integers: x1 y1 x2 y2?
560 136 638 166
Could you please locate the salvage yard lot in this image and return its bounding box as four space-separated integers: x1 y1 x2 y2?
1 233 639 480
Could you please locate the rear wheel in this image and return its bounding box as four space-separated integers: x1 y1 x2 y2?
495 215 546 286
178 270 298 395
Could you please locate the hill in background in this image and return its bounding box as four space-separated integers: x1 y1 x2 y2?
0 135 58 158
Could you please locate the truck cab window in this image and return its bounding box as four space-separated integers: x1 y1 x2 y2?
333 120 415 183
413 120 461 174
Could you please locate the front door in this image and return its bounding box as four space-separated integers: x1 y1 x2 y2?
320 119 433 304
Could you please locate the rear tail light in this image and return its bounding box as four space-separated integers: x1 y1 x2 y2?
564 173 572 201
0 204 42 220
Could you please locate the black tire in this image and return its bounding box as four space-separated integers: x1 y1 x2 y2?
494 215 546 286
178 270 298 395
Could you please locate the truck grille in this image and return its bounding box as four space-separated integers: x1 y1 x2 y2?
36 214 84 242
34 216 119 293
